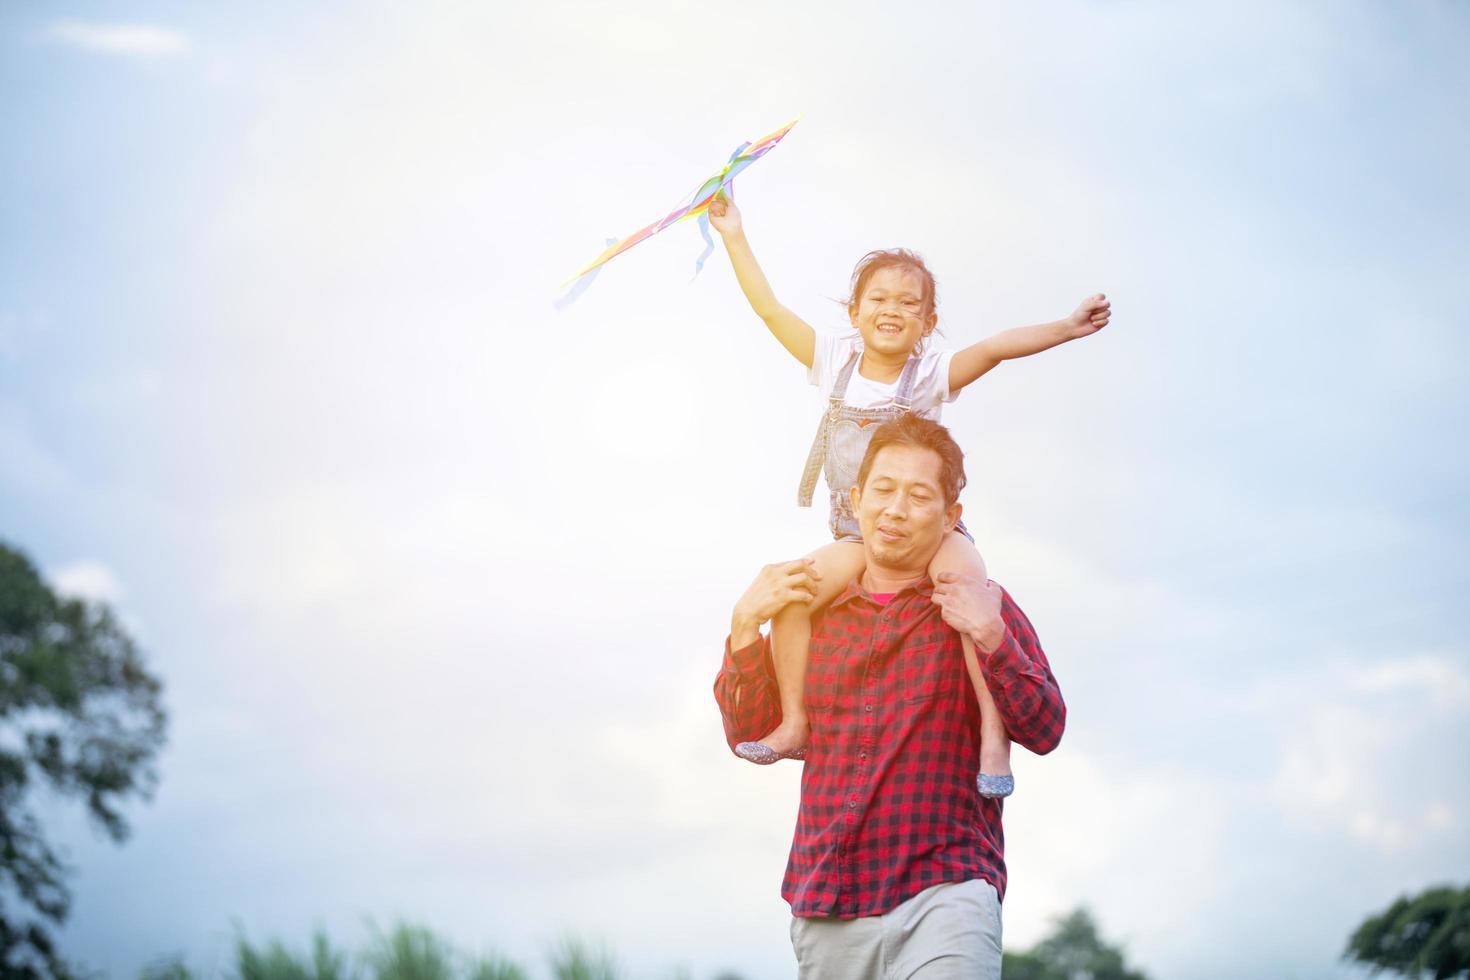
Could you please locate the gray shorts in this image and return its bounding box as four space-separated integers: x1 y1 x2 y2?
790 879 1002 979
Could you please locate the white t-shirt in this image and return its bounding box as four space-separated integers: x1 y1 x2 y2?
806 331 958 420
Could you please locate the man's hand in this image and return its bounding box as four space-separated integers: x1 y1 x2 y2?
707 190 743 238
731 559 821 649
931 572 1007 653
1065 293 1111 339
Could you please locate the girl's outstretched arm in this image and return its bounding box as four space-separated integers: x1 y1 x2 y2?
709 192 816 368
948 293 1112 394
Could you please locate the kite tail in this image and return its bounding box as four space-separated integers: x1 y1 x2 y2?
554 238 617 311
692 212 716 281
558 116 797 300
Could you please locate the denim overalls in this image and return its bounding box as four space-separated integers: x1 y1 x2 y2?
798 350 923 541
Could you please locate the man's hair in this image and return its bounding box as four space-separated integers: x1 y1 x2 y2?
855 413 967 506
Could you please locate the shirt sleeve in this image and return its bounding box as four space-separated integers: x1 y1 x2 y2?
910 346 959 411
978 589 1066 755
806 331 859 393
712 634 783 755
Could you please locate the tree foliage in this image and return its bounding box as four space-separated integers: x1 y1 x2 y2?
1345 884 1470 979
237 929 352 980
0 540 167 978
547 936 619 980
148 924 558 980
1002 907 1150 980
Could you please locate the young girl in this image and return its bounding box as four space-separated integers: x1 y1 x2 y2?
708 191 1110 797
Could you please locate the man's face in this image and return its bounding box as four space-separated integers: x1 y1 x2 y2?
851 444 960 574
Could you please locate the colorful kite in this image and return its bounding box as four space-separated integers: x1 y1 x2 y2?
556 116 800 307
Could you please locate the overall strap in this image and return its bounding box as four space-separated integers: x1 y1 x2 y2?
829 347 862 402
892 355 922 411
797 347 861 507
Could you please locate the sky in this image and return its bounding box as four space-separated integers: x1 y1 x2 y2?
2 1 1468 977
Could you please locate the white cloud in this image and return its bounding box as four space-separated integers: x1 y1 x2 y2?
1002 747 1233 968
1425 802 1456 832
47 560 124 603
1347 654 1470 711
46 20 190 57
1267 654 1470 854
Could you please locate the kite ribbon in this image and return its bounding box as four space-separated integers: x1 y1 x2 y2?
557 116 799 299
552 238 616 311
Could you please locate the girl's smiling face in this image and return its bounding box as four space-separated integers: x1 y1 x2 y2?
849 265 937 359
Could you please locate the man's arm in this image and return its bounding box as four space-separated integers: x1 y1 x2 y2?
947 294 1111 394
931 574 1066 754
713 634 781 753
712 559 821 755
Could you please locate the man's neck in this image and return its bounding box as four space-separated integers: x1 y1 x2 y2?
860 564 927 596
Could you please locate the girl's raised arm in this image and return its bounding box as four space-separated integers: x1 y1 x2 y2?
948 294 1111 394
709 193 816 369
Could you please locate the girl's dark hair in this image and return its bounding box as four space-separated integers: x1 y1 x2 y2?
846 249 940 355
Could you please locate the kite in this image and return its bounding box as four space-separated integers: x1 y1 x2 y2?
556 116 800 308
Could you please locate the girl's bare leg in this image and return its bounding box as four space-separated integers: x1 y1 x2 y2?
740 540 866 761
930 531 1014 797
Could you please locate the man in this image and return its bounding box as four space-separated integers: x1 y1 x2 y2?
714 413 1065 978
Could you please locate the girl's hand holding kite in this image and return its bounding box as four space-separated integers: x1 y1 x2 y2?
556 117 799 308
707 192 742 237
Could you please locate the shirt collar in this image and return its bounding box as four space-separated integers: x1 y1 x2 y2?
831 574 935 610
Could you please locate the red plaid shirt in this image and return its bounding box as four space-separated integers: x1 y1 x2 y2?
714 578 1064 917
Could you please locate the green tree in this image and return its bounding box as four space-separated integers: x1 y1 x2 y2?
236 929 353 980
0 541 168 979
364 923 457 980
546 937 619 980
139 957 196 980
464 954 527 980
1002 907 1150 980
146 924 531 980
362 922 526 980
1345 884 1470 978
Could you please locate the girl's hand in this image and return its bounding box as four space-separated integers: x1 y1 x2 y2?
1066 293 1111 338
707 190 743 238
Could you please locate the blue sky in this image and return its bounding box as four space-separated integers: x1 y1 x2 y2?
3 2 1468 978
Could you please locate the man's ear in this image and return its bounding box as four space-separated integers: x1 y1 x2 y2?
850 484 862 515
945 501 962 534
